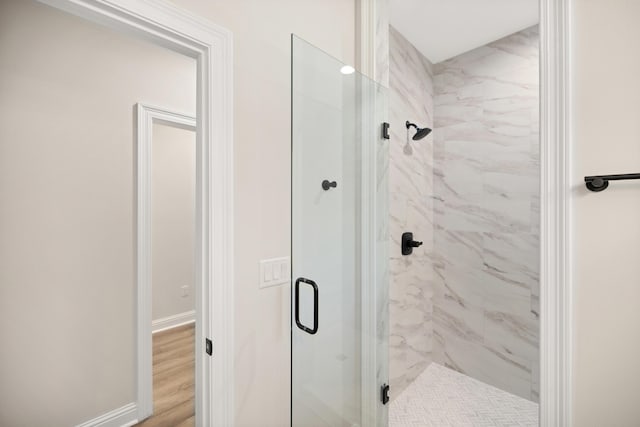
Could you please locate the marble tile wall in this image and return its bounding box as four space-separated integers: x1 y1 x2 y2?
388 26 435 398
375 0 389 87
431 26 540 402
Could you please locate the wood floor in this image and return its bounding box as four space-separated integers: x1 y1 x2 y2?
136 323 195 427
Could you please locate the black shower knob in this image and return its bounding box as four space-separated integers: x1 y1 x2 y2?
322 180 337 191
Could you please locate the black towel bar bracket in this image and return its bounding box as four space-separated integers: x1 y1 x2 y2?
584 173 640 192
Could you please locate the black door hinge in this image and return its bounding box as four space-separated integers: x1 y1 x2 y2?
206 338 213 356
382 122 390 140
381 383 390 404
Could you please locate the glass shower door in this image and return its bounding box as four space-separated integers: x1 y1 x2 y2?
291 35 389 427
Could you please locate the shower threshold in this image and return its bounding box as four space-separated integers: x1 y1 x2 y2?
389 363 538 427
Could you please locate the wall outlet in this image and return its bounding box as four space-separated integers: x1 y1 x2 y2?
181 285 189 297
259 257 290 289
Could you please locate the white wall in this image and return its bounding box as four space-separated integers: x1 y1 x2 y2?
0 1 358 425
0 1 195 425
170 1 356 425
572 0 640 424
152 123 196 322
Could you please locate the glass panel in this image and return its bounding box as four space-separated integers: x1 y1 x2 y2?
291 35 389 427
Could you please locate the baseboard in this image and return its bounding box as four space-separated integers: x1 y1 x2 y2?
75 402 138 427
152 309 195 333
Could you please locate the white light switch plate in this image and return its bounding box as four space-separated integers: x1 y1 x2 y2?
259 257 290 289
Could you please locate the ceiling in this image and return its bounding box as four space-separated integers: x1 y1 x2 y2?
389 0 539 64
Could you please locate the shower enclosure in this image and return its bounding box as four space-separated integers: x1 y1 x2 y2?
291 36 389 427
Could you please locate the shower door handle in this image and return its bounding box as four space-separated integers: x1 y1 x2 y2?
295 277 318 335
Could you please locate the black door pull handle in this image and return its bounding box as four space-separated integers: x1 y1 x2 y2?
294 277 318 335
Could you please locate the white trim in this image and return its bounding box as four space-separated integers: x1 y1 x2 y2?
136 103 196 421
75 402 138 427
356 0 375 79
356 3 386 425
358 79 377 426
540 0 573 425
357 3 390 423
152 310 196 333
37 2 235 426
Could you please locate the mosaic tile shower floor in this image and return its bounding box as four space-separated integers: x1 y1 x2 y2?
390 363 538 427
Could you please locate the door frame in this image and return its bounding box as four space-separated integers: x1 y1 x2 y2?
135 103 197 421
357 0 573 425
37 1 235 426
539 1 573 425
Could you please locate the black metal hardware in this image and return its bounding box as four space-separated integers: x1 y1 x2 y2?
401 232 423 255
381 384 390 404
322 180 337 191
295 277 319 335
405 120 432 141
205 338 212 356
584 173 640 192
382 122 390 140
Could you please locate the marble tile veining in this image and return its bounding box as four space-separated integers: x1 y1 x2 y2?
432 26 540 402
388 25 435 397
388 23 539 408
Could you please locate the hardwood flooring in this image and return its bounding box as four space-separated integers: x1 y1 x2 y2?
136 323 195 427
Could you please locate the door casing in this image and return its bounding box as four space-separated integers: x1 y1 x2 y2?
36 1 235 425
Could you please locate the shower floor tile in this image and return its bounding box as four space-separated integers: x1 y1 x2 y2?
389 363 538 427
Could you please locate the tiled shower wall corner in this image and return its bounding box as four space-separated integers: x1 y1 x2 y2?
432 26 540 402
388 26 435 398
388 25 540 402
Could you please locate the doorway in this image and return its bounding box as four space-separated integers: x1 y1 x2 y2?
0 1 234 425
136 106 197 425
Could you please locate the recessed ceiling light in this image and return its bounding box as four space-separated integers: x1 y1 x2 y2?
340 65 355 75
